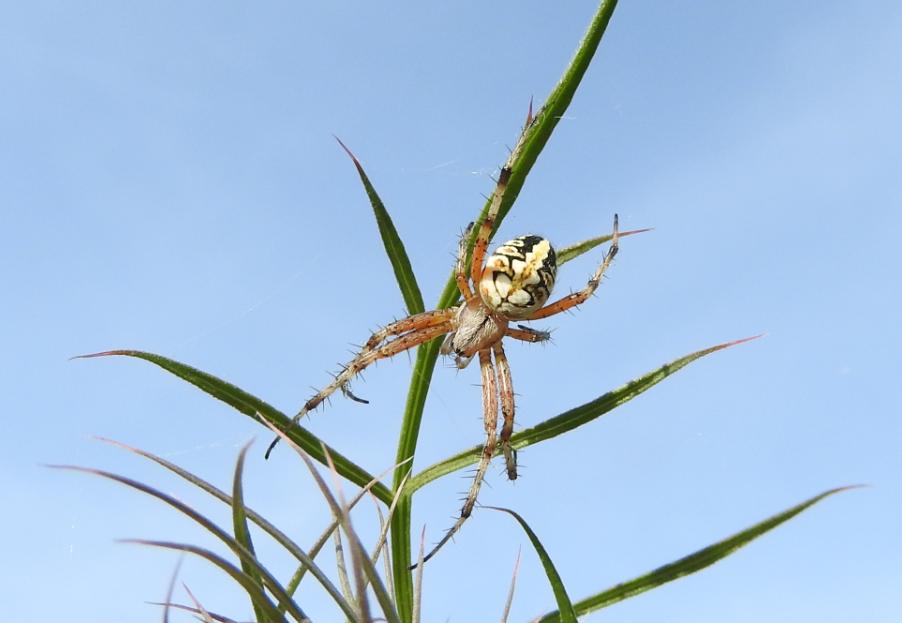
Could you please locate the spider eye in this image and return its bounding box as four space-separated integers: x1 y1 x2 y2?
479 235 557 319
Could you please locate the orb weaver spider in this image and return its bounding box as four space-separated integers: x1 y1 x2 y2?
266 165 621 564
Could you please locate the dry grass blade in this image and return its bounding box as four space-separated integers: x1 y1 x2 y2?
148 601 240 623
370 494 394 596
412 526 427 623
500 548 522 623
487 507 576 623
182 583 215 623
370 472 411 569
161 556 182 623
333 529 356 611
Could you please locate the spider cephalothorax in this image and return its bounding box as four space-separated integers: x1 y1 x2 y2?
266 165 621 564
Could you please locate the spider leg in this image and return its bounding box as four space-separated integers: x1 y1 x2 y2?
527 214 620 321
265 320 453 458
456 222 476 301
505 325 551 344
420 347 498 564
364 309 455 351
470 166 512 286
493 342 517 480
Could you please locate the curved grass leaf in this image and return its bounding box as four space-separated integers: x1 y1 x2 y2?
390 2 623 612
336 136 425 316
96 437 366 612
124 540 292 623
231 443 267 623
51 465 319 622
534 486 859 622
74 350 391 504
557 227 652 266
409 336 758 492
488 507 577 623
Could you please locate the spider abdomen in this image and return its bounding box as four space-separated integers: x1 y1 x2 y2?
479 235 557 319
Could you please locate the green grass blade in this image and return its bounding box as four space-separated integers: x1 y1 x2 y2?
409 337 758 492
487 507 577 623
389 339 441 617
336 136 425 315
124 540 291 623
557 227 652 266
231 442 268 623
75 350 391 504
390 2 622 615
535 486 860 621
434 0 621 310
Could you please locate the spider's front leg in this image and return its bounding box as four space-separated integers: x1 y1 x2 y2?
527 214 620 321
265 311 454 458
420 347 499 564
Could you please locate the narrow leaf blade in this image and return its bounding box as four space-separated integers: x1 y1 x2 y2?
487 507 577 623
336 136 425 315
125 540 289 623
557 227 652 266
409 337 759 492
75 350 392 504
535 486 860 621
391 0 622 612
231 443 268 623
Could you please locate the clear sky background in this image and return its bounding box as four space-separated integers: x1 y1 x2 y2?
2 1 900 621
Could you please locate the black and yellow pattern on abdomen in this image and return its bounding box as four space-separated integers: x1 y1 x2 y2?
480 235 557 318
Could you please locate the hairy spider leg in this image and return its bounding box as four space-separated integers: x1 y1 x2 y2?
493 341 517 480
420 347 499 564
265 319 453 458
456 222 476 301
504 325 551 344
470 166 512 286
363 309 455 350
527 214 620 321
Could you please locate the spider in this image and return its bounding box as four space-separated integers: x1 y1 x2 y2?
266 165 620 563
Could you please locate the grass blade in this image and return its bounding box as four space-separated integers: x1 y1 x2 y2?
409 337 758 492
557 227 652 266
487 507 576 623
534 486 860 622
75 350 391 504
149 601 240 623
125 540 291 623
390 4 623 612
231 442 267 623
267 422 402 623
52 465 316 622
182 583 215 623
96 437 359 612
500 548 522 623
336 136 425 315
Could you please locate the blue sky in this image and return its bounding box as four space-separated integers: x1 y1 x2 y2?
2 1 900 621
